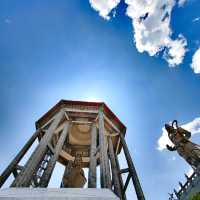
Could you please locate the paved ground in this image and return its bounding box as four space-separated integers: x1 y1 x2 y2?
0 188 119 200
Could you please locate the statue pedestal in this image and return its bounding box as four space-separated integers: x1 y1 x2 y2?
0 188 119 200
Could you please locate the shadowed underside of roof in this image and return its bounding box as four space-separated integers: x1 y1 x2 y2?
35 100 126 132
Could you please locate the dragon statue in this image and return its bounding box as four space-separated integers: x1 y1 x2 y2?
165 120 200 169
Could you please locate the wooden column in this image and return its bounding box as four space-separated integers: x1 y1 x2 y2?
88 123 97 188
115 154 127 200
11 109 64 187
98 106 111 188
119 132 145 200
108 136 122 198
39 121 70 187
0 129 40 188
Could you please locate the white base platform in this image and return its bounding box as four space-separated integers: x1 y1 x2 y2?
0 188 119 200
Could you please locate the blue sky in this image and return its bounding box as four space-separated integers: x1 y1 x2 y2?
0 0 200 199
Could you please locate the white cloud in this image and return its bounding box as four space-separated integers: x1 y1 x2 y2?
125 0 173 56
157 126 173 151
178 0 187 7
191 48 200 74
181 117 200 133
164 35 187 67
157 117 200 151
89 0 120 20
125 0 187 66
89 0 187 67
193 17 200 23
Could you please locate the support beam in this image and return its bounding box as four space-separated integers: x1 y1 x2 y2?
104 114 120 133
115 138 121 155
98 107 111 189
94 146 100 157
47 143 55 154
120 168 129 174
72 121 93 124
115 154 127 200
11 110 64 187
88 124 97 188
15 165 24 171
123 173 131 195
12 169 18 179
64 108 98 114
108 136 122 198
12 165 24 179
0 129 40 188
119 132 145 200
39 121 70 187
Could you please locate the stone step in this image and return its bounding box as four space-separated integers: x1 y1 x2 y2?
0 188 119 200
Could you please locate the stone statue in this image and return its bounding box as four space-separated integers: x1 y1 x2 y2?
165 120 200 169
62 166 86 188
